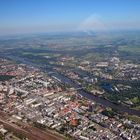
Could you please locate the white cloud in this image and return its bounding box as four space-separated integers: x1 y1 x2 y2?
78 14 140 33
78 14 107 33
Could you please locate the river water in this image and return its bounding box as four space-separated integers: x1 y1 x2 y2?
5 55 140 117
49 71 140 116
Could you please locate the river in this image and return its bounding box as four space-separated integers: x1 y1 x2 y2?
4 55 140 117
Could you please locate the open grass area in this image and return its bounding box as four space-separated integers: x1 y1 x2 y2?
22 52 61 57
126 115 140 124
119 45 140 54
131 106 140 111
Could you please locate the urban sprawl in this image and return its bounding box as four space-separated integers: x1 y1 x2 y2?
0 58 140 140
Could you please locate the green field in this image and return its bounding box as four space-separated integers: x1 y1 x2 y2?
119 45 140 54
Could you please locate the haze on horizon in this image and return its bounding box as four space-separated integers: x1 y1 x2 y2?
0 0 140 35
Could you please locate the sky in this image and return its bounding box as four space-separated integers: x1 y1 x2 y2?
0 0 140 35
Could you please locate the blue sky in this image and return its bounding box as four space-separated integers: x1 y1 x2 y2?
0 0 140 34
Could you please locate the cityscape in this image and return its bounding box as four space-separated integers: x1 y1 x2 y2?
0 0 140 140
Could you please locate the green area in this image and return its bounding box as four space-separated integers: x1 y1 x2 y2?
102 108 117 117
119 45 140 54
83 53 104 61
0 75 15 81
22 52 61 57
126 115 140 124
